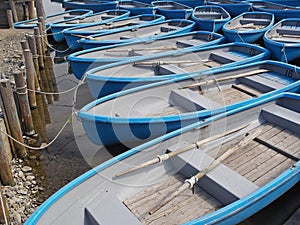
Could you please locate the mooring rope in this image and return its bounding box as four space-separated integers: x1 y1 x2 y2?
0 112 74 150
0 71 89 150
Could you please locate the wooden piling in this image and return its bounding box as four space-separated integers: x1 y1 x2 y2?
26 34 41 84
8 0 18 22
6 10 14 29
23 49 37 108
13 71 35 136
28 0 36 19
35 0 45 19
34 27 44 69
38 22 46 56
0 185 10 224
0 119 15 185
0 79 27 159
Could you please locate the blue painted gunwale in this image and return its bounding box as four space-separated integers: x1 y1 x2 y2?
250 0 300 21
79 19 195 49
151 0 193 19
192 5 231 32
63 0 118 12
117 0 158 16
50 9 130 42
265 0 300 7
222 12 274 43
84 42 269 98
263 18 300 62
206 0 252 17
63 14 165 50
67 30 225 79
78 60 300 146
25 92 300 224
13 9 93 29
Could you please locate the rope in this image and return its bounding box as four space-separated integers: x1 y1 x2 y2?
236 31 245 43
27 83 79 95
281 45 288 63
0 189 9 225
0 112 74 150
42 38 75 53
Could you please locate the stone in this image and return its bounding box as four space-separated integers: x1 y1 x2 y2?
13 213 22 225
26 175 35 181
22 166 32 173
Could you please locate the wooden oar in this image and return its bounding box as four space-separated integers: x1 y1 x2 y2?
133 59 210 66
148 126 263 215
106 46 179 52
180 69 269 89
115 123 251 177
70 33 94 40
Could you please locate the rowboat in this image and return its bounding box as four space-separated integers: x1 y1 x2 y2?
63 14 165 50
250 0 300 21
192 5 231 32
117 0 157 16
79 19 195 49
79 60 300 146
50 10 130 42
63 0 118 12
84 42 269 98
222 12 274 43
13 9 93 29
263 18 300 62
25 92 300 224
265 0 300 7
138 0 205 7
206 0 252 17
68 31 225 79
151 1 193 19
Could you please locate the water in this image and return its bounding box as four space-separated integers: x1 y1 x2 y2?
31 0 300 223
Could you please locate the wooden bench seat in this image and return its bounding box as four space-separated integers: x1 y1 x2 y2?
169 89 222 111
85 191 141 225
262 104 300 136
239 74 285 93
209 51 243 64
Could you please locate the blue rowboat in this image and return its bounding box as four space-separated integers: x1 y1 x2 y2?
50 10 130 42
63 0 118 12
117 0 157 16
222 12 274 43
68 31 225 79
207 0 252 17
151 0 193 19
79 60 300 147
25 92 300 224
84 42 269 99
264 18 300 63
79 19 195 49
13 9 93 29
192 5 231 32
265 0 300 7
250 0 300 21
171 0 205 7
63 14 165 50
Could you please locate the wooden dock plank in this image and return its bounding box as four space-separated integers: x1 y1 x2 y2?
124 173 221 225
254 141 300 186
236 129 289 176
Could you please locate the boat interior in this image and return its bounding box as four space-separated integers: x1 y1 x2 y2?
193 7 228 20
84 96 300 225
226 14 272 30
267 21 300 43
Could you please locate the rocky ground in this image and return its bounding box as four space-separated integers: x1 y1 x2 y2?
0 28 42 224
